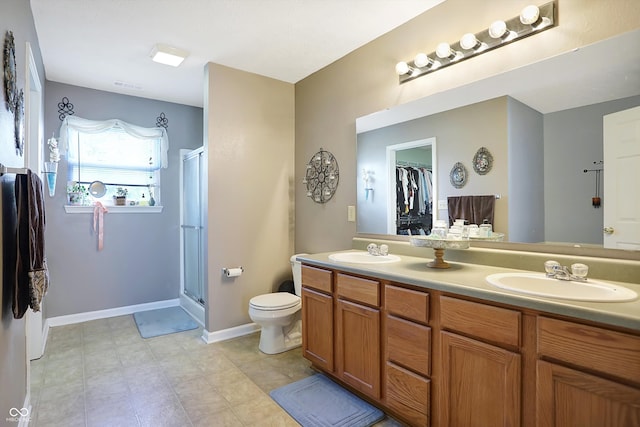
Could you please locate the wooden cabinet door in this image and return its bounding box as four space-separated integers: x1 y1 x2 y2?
302 287 334 372
336 298 380 399
440 332 521 427
537 360 640 427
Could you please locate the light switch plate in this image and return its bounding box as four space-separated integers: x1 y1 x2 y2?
347 205 356 222
437 199 447 210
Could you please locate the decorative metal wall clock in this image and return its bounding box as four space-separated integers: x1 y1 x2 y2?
472 146 493 175
303 148 339 203
449 162 467 189
3 30 17 113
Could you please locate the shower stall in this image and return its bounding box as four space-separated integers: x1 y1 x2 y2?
179 147 205 325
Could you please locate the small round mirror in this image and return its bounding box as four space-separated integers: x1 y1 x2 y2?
89 181 106 198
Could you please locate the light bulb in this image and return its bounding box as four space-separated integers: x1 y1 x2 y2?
436 42 454 59
489 20 508 39
414 53 433 68
395 61 410 75
520 5 540 25
460 33 480 50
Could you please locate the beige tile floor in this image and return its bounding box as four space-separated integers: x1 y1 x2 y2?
30 315 403 427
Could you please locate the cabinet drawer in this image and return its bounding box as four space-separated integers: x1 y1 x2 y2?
537 316 640 384
336 273 379 307
385 284 429 324
440 296 520 348
386 362 430 427
386 315 431 376
301 265 332 294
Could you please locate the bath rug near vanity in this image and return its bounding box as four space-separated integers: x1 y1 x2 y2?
133 306 198 338
270 374 384 427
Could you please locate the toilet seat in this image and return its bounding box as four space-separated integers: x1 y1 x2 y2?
250 293 300 311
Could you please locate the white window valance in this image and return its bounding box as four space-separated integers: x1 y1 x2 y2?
59 116 169 168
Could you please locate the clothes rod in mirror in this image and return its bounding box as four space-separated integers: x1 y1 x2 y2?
396 1 556 84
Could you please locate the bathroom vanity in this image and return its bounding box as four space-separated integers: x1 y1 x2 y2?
298 251 640 427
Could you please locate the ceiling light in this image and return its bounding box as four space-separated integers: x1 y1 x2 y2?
436 42 460 61
150 44 189 67
414 53 434 68
520 5 541 25
395 61 411 75
395 1 556 84
488 20 509 39
460 33 481 50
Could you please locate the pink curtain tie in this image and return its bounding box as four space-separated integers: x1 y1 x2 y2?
93 202 108 250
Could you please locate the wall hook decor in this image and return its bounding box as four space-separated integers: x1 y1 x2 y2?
583 161 603 208
303 148 339 203
57 96 75 121
156 112 168 129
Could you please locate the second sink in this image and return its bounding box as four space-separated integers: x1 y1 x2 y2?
486 272 638 302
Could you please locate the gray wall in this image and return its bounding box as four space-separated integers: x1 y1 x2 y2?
544 95 640 245
508 98 544 243
43 82 203 317
1 0 45 420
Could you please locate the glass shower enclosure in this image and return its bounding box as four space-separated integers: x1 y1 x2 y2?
180 148 205 325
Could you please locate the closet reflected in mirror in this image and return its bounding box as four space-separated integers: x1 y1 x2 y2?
358 137 438 236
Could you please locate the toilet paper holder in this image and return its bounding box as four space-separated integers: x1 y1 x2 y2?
222 266 244 277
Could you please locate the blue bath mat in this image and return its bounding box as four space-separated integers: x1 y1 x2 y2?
133 306 198 338
270 374 384 427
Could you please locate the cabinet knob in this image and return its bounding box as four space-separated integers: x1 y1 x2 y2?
603 227 614 235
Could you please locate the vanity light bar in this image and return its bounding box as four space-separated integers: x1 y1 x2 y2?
397 1 556 84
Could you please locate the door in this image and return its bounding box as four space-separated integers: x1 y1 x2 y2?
301 287 334 371
440 332 521 427
181 148 205 305
336 298 380 399
537 360 640 427
603 105 640 249
25 42 44 361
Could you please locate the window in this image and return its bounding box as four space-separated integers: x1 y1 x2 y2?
60 116 168 206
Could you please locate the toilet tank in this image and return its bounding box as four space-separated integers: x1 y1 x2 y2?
290 254 308 297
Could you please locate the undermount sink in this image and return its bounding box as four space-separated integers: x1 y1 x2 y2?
486 272 638 302
328 251 401 264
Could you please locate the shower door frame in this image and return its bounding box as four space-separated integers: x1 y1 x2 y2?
179 147 205 326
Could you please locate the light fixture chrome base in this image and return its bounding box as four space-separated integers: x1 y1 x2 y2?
398 1 556 84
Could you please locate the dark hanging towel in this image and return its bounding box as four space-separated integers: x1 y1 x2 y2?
447 195 495 227
13 170 48 319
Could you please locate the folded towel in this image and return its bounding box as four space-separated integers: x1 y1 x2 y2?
14 170 48 319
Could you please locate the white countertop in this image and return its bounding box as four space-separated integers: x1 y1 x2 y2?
298 250 640 332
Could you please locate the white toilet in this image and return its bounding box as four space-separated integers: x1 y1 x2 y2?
248 254 306 354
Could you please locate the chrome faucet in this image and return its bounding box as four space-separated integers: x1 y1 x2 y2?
545 260 588 282
367 243 389 256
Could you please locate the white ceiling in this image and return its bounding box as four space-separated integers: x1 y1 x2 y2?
30 0 444 108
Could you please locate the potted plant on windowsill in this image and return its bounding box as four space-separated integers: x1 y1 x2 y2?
114 187 128 206
67 182 89 205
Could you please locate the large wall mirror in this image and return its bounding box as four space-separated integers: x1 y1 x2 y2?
356 29 640 259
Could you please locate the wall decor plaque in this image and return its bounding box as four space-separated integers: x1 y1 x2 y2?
3 31 17 113
473 146 493 175
449 162 467 189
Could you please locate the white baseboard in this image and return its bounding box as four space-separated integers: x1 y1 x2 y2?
201 322 260 344
46 299 180 328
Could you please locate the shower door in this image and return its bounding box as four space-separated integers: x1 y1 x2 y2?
181 148 205 305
